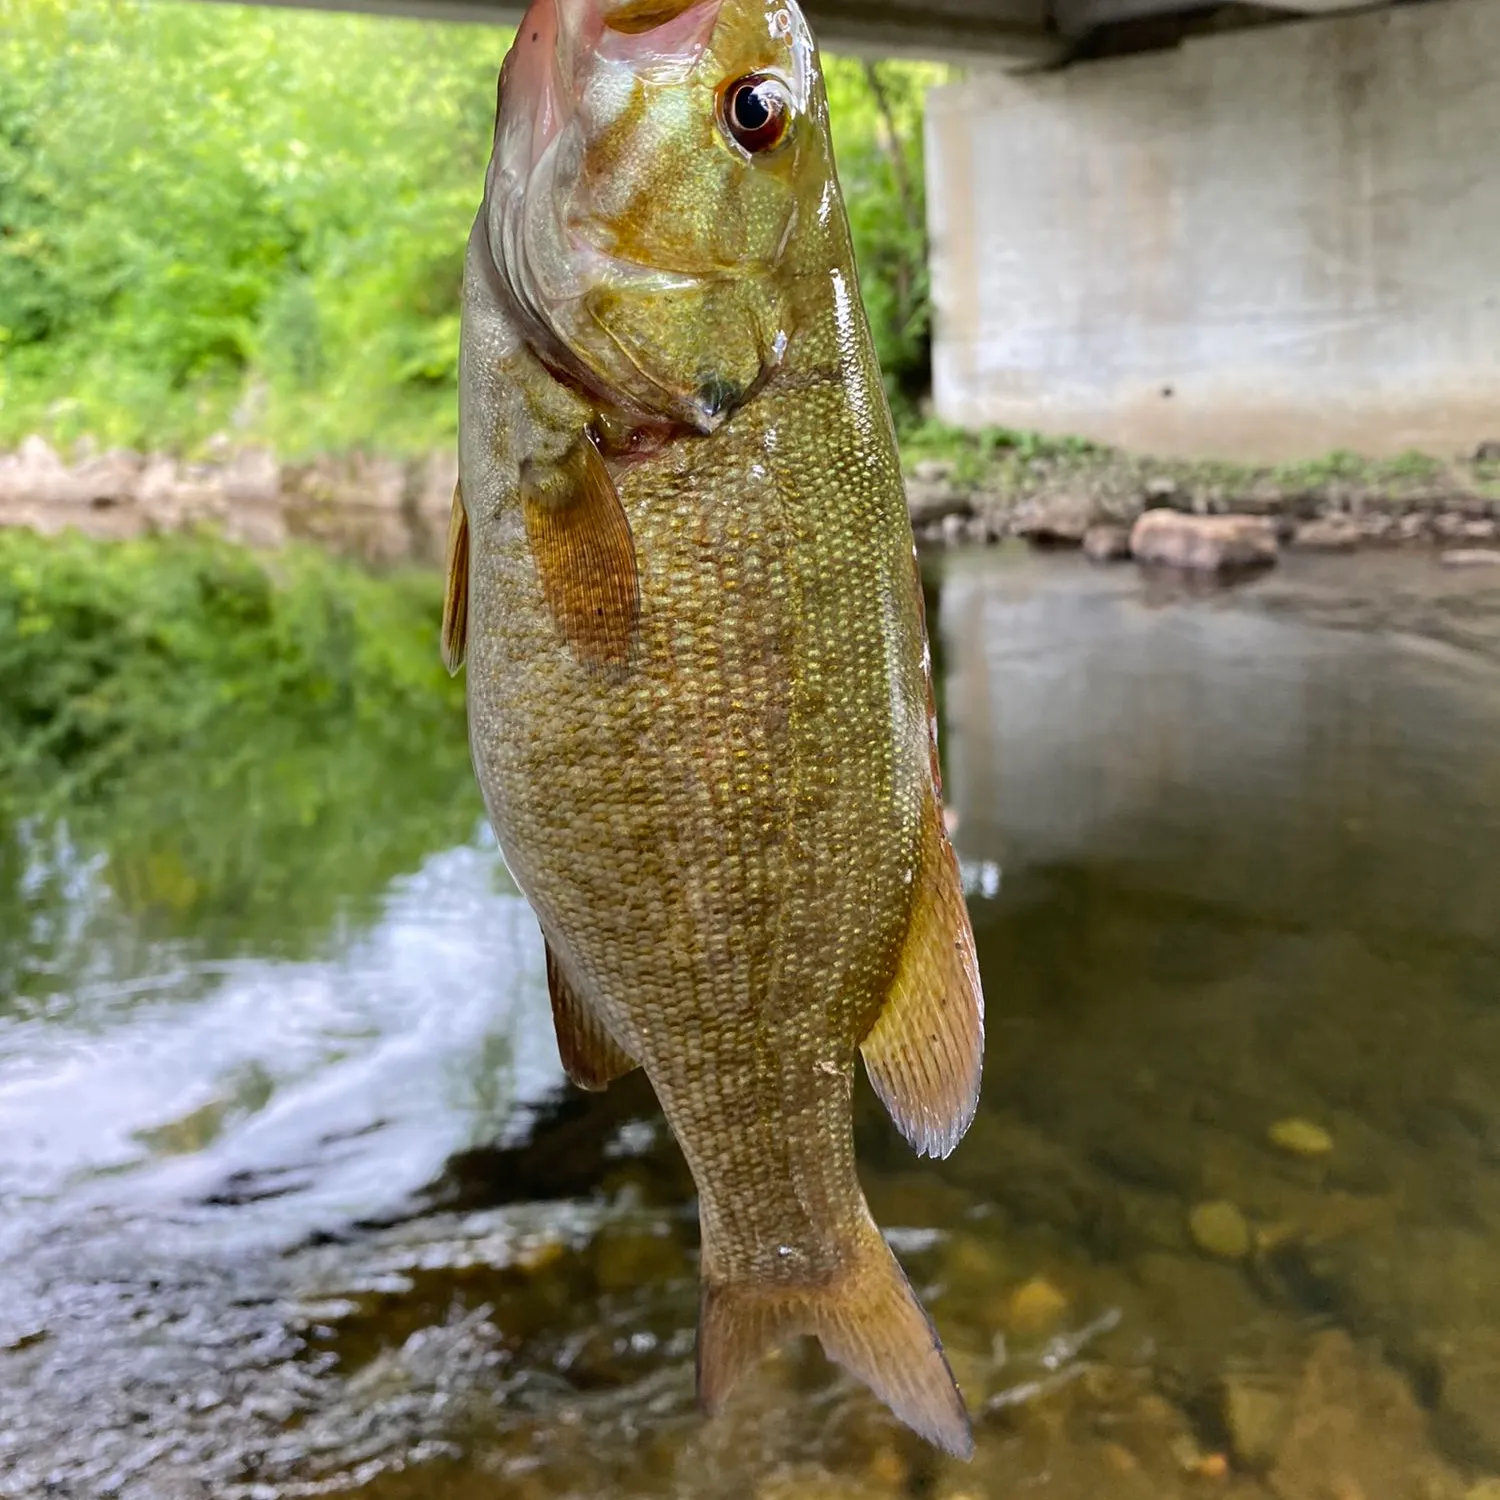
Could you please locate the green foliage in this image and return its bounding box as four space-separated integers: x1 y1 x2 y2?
0 0 945 456
824 57 944 422
900 417 1104 484
1270 448 1444 488
0 0 499 454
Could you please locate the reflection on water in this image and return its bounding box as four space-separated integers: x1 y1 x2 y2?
0 823 564 1255
2 548 1500 1500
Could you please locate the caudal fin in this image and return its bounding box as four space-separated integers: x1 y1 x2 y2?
696 1228 974 1459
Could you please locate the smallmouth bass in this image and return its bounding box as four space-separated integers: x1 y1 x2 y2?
448 0 984 1456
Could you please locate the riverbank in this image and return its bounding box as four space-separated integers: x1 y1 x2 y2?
6 432 1500 567
0 437 459 566
903 428 1500 553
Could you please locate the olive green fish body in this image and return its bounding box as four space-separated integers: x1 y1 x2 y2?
453 0 984 1455
467 256 919 1181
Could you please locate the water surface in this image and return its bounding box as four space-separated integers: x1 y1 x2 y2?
3 547 1500 1500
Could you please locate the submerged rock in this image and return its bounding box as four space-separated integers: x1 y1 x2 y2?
1221 1375 1293 1470
1188 1201 1251 1260
1131 510 1278 573
1434 1329 1500 1470
1083 524 1132 563
1268 1119 1335 1158
1014 494 1093 547
1267 1332 1466 1500
1291 518 1361 552
1006 1275 1070 1337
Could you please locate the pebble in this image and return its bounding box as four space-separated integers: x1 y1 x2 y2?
1268 1118 1335 1157
1291 518 1360 552
1223 1377 1292 1469
1171 1434 1210 1471
1006 1276 1069 1336
864 1447 908 1489
1441 548 1500 568
1083 524 1132 564
1189 1201 1251 1260
943 1231 1006 1290
514 1237 566 1273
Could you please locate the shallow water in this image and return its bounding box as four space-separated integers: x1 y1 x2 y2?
3 547 1500 1500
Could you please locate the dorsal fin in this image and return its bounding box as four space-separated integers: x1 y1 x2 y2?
545 942 638 1092
859 789 985 1161
521 433 640 671
441 481 469 675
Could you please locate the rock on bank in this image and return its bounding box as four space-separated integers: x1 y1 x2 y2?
0 436 458 565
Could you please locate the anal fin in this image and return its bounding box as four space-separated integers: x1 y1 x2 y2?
860 794 985 1160
441 481 469 675
546 942 637 1092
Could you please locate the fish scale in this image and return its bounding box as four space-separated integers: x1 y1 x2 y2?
451 0 984 1457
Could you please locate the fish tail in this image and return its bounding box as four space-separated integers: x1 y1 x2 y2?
696 1223 974 1459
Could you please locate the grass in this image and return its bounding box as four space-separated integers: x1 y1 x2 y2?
897 420 1470 504
897 418 1106 487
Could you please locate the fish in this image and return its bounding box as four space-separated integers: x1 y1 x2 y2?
448 0 984 1458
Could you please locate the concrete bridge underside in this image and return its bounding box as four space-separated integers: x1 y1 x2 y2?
233 0 1421 64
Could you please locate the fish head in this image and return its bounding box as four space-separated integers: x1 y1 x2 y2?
486 0 829 432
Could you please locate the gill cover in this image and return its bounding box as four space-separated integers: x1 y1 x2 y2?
484 0 820 431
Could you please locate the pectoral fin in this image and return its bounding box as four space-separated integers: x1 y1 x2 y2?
860 797 985 1160
522 434 639 670
441 482 469 675
546 942 638 1092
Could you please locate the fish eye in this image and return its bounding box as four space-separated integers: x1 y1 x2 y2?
719 73 792 155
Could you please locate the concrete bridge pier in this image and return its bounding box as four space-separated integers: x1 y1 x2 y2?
926 0 1500 461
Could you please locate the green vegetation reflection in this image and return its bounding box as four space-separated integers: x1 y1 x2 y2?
0 530 480 975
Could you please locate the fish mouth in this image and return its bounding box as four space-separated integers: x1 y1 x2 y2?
502 0 722 170
492 0 739 426
595 0 723 68
600 0 713 36
502 0 566 168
